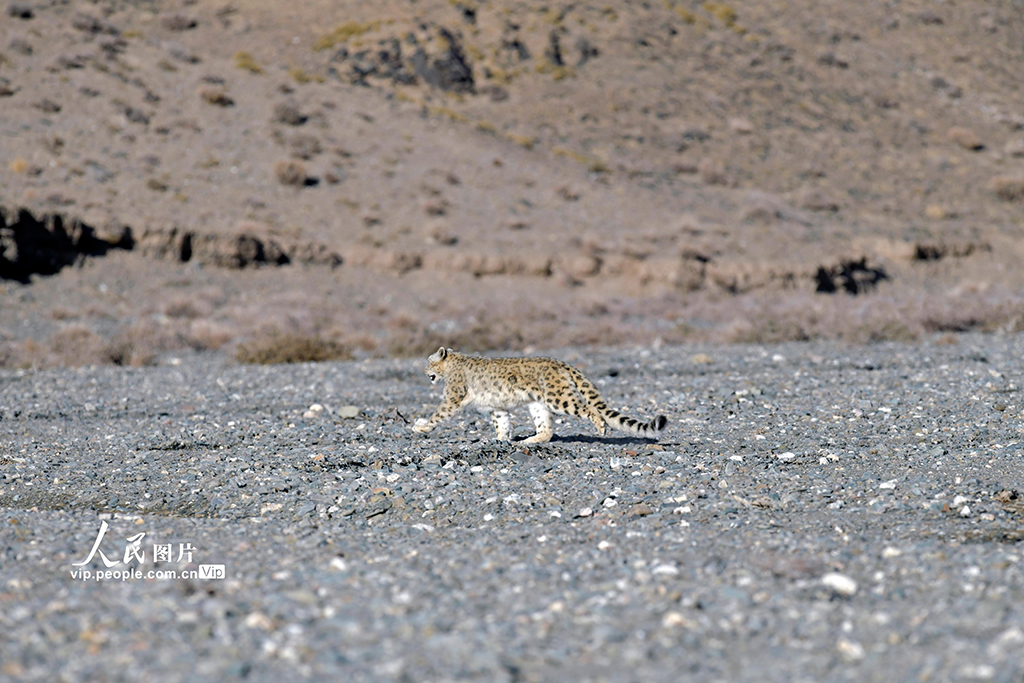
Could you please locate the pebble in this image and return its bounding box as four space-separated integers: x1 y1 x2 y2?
1004 139 1024 157
628 502 654 517
822 572 858 596
947 126 984 151
837 639 866 662
4 338 1024 681
338 405 360 419
728 117 754 134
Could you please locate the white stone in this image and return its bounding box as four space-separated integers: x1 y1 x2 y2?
822 572 858 596
837 639 865 662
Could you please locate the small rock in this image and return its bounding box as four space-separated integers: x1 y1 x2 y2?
837 639 866 662
161 14 198 31
776 452 797 462
628 502 654 517
698 158 731 186
728 117 754 134
821 572 858 596
243 612 274 630
198 86 234 107
948 126 984 150
9 3 34 19
289 134 322 160
992 176 1024 201
691 353 713 364
1004 139 1024 157
924 204 951 220
797 188 839 212
662 611 691 628
272 101 307 126
578 507 593 517
338 405 360 419
960 505 972 518
816 51 849 69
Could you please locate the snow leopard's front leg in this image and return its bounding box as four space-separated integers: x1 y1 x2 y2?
413 384 466 434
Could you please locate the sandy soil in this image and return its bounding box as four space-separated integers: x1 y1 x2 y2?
2 0 1024 366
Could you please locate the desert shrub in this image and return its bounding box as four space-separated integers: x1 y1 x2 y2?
235 332 352 364
387 322 525 358
274 159 308 186
104 321 172 366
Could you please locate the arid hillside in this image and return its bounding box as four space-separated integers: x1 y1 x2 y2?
2 0 1024 366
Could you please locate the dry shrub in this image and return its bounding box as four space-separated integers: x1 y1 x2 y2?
992 176 1024 202
274 160 308 186
187 319 235 351
387 320 525 358
198 86 234 107
105 321 172 366
49 307 78 321
0 341 15 368
164 297 211 319
235 331 352 364
728 316 817 345
48 324 109 366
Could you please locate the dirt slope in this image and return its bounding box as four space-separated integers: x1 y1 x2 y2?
1 0 1024 366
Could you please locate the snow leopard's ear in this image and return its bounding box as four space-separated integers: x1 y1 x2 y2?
429 347 447 362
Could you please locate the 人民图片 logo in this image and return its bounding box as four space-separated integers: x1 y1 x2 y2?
69 520 224 582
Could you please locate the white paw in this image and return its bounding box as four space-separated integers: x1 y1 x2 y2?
412 418 431 433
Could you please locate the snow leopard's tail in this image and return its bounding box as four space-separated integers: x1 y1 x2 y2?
568 366 668 439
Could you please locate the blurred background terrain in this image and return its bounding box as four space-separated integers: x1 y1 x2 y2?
2 0 1023 367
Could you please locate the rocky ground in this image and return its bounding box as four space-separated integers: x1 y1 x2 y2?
2 336 1024 681
2 0 1024 367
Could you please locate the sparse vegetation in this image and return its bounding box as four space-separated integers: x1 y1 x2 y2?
233 51 262 74
235 332 352 365
552 147 608 173
274 159 308 186
198 86 234 106
313 21 381 51
288 68 324 84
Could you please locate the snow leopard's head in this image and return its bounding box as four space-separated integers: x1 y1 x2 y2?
424 347 453 384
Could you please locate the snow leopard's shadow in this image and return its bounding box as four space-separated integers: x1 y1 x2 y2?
543 434 659 445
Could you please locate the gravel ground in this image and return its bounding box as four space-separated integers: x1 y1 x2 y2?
2 336 1024 682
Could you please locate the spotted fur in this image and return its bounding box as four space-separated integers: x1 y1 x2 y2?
412 347 668 443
